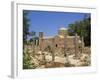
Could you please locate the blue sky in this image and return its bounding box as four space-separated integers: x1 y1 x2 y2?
26 10 90 37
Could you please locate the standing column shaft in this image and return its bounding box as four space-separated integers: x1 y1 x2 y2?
51 38 55 62
81 36 84 53
64 35 69 63
75 33 78 57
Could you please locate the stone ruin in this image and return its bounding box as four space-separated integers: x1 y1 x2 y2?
24 27 90 68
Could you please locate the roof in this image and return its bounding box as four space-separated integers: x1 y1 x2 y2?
59 27 67 30
43 36 54 39
58 35 64 38
67 36 79 38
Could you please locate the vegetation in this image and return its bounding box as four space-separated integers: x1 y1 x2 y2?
23 48 36 69
44 45 52 52
44 45 55 62
23 49 37 69
23 11 90 69
68 14 91 46
23 10 40 69
23 10 30 44
29 31 36 42
64 62 75 67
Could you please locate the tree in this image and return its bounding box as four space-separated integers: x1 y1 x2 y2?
83 16 91 46
67 14 91 46
23 10 30 44
23 10 33 69
29 31 40 46
67 24 76 36
29 31 36 38
29 31 36 44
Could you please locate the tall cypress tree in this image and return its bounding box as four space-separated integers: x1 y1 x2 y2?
23 10 30 44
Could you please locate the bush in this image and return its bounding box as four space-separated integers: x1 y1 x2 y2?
64 62 75 67
23 48 36 69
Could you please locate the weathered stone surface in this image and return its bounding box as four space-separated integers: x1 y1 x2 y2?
23 28 91 69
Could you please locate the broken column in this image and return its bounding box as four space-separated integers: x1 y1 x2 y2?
51 38 55 62
39 32 46 65
64 32 69 63
74 33 79 58
81 36 84 54
39 32 44 50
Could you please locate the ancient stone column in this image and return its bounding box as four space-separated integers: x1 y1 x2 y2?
64 35 69 63
75 33 78 58
38 32 46 65
81 36 84 54
51 38 55 62
39 32 44 50
51 50 55 62
42 52 46 65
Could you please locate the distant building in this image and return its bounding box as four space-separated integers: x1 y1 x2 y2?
38 27 82 52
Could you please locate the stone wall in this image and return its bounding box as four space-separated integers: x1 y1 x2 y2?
39 35 81 53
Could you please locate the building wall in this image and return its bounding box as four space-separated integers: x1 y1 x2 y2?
38 29 82 52
39 35 81 51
